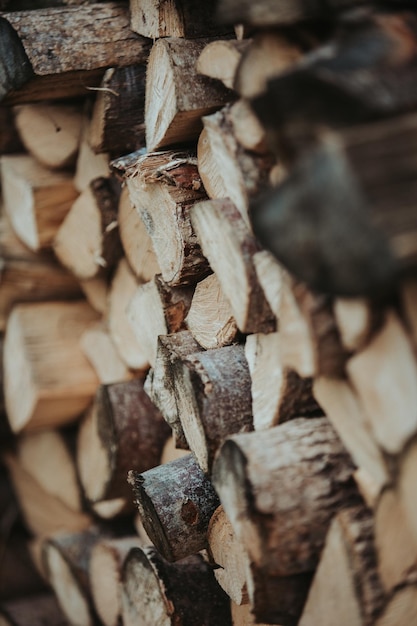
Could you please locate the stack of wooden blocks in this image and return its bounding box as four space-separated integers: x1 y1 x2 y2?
1 0 417 624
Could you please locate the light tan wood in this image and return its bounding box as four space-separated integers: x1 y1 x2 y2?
334 297 380 352
229 99 268 154
347 310 417 454
117 186 160 282
399 440 417 546
3 300 99 432
375 579 417 626
191 199 275 334
74 116 109 192
160 436 189 465
145 37 231 151
13 103 83 170
80 321 133 384
197 127 229 205
231 602 278 626
185 273 238 349
79 277 108 316
197 39 251 90
353 467 381 509
92 499 128 520
253 249 282 319
1 154 78 251
107 258 149 371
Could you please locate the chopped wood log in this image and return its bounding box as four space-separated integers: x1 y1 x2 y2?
3 452 92 536
107 258 149 371
245 332 322 430
125 150 209 286
0 593 67 626
313 377 389 497
198 107 274 226
92 499 129 521
117 186 160 282
185 273 239 349
398 440 417 547
0 17 33 102
74 115 109 192
80 321 133 385
0 214 83 331
77 378 170 504
191 199 275 334
347 311 417 454
231 602 279 626
128 454 220 561
127 274 194 367
130 0 230 39
79 277 108 316
3 300 99 432
43 527 102 626
353 467 380 510
90 536 142 626
196 39 251 90
1 3 150 105
145 38 232 151
89 65 146 156
54 176 122 280
334 297 383 353
374 487 417 593
252 249 283 319
173 344 253 473
228 99 268 154
1 154 78 252
121 546 231 626
207 506 249 605
374 572 417 626
145 331 203 448
213 417 360 625
298 505 386 626
13 103 83 170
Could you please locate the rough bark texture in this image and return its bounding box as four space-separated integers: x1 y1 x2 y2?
128 454 220 562
0 17 33 102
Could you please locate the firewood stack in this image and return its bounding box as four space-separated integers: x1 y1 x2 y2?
1 0 417 624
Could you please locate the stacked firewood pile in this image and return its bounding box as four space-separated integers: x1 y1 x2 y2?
1 0 417 624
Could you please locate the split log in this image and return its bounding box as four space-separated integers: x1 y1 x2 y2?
0 154 78 252
252 249 283 319
127 274 193 366
231 602 279 626
313 378 389 497
333 297 383 353
1 3 150 104
74 115 109 192
79 277 108 316
80 321 133 385
196 39 251 90
13 103 83 169
43 527 102 626
213 417 360 625
298 505 386 626
128 454 220 561
90 536 142 626
173 344 253 473
347 311 417 454
121 546 231 626
3 300 99 432
88 65 146 156
185 273 239 349
77 378 170 504
54 176 122 280
245 332 322 430
207 506 249 605
91 499 130 521
191 199 275 334
0 593 67 626
0 16 33 102
117 186 160 282
228 99 268 154
130 0 230 39
125 150 209 286
398 439 417 546
107 259 149 371
198 107 274 226
145 331 203 448
145 38 231 151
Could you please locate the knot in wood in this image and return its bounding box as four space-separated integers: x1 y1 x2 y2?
181 498 200 526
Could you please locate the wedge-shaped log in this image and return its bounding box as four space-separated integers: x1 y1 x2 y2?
173 344 253 473
213 417 360 625
77 379 170 504
121 546 231 626
2 3 150 104
145 38 231 151
80 321 133 385
0 593 67 626
125 150 209 286
191 198 275 334
196 39 251 90
128 454 220 561
54 177 122 280
1 154 78 252
74 115 109 192
3 300 99 432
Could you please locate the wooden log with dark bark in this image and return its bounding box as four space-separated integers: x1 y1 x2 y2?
1 3 150 104
125 150 209 287
128 453 220 561
213 417 360 625
77 378 170 504
0 17 33 102
121 546 232 626
0 593 67 626
145 38 232 151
